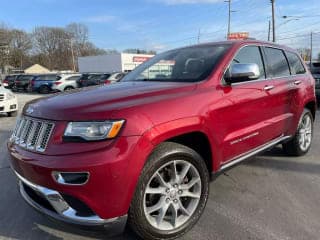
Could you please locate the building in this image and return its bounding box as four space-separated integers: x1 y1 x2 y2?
24 64 50 74
78 53 155 73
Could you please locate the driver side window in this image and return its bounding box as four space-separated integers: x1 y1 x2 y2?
232 46 266 80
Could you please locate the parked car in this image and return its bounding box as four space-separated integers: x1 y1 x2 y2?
312 73 320 102
0 82 18 116
52 74 81 92
29 74 58 93
13 74 38 92
77 73 111 87
8 40 316 240
2 74 21 89
105 72 126 84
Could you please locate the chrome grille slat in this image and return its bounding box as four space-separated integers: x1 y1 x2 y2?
0 94 4 101
11 116 54 153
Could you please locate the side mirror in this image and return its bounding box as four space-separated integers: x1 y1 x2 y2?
225 63 260 84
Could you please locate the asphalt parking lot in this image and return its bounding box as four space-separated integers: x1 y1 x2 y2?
1 93 320 240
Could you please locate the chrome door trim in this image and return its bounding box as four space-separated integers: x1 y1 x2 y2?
220 135 291 171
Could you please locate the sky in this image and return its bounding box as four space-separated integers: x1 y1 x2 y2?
1 0 320 54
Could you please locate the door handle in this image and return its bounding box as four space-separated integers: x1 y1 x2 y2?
294 80 302 85
263 85 274 91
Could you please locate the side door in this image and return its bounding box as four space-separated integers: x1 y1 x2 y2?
217 45 279 163
263 47 298 136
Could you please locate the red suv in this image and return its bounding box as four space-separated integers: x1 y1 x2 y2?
8 40 316 239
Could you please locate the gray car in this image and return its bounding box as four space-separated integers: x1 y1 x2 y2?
52 74 81 92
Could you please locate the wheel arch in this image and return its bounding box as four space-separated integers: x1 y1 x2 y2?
142 117 217 173
305 101 316 120
167 132 213 174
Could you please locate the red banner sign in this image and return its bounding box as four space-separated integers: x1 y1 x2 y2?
228 32 249 40
132 56 152 62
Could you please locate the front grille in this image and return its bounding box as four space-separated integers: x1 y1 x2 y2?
0 94 4 101
12 116 54 152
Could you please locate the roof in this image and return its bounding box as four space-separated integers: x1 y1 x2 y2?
24 64 50 74
180 40 296 52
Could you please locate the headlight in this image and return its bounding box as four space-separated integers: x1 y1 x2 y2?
6 92 15 100
64 120 125 141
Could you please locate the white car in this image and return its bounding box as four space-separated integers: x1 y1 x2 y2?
52 74 81 92
106 72 126 84
0 83 18 117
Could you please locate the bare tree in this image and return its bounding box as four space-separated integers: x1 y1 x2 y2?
297 48 311 61
8 29 32 68
33 26 72 70
0 24 11 72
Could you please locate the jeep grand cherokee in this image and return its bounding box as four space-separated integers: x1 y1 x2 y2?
8 40 316 240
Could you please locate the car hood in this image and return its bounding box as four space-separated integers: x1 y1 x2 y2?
23 81 197 121
0 86 11 94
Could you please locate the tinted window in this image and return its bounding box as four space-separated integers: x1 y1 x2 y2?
19 75 33 81
122 44 231 83
6 75 16 81
67 76 80 81
231 46 265 79
115 73 124 80
264 47 290 77
46 75 57 81
286 51 306 75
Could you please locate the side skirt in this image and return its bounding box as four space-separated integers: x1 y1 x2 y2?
219 135 291 172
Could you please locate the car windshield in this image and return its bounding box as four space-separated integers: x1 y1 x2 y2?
122 44 231 83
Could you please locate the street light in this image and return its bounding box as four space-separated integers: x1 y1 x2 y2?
277 18 300 28
282 15 320 19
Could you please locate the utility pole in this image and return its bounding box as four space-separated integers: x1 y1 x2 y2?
225 0 231 39
310 31 313 71
271 0 276 42
197 29 201 44
268 20 271 41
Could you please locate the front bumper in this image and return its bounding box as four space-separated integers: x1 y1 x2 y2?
0 98 18 113
15 170 127 229
8 134 154 230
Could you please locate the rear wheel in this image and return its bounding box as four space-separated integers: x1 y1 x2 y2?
39 85 50 94
129 142 209 240
64 86 74 91
283 109 313 156
8 111 18 117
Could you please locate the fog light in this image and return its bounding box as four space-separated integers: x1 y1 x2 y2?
52 172 89 185
10 104 16 109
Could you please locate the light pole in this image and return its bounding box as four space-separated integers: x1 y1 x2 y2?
271 0 276 42
224 0 236 39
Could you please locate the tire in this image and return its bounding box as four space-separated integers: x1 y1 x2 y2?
64 86 74 91
283 109 313 156
39 85 50 94
128 142 209 240
8 111 18 117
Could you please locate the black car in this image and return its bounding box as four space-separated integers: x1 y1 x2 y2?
13 75 38 92
2 74 21 89
312 73 320 103
77 73 111 88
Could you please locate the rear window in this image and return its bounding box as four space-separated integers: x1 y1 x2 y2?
67 76 80 81
45 75 57 81
5 75 16 81
264 47 290 78
286 51 306 75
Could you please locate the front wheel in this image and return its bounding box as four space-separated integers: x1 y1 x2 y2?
283 109 314 156
39 85 50 94
128 142 209 240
